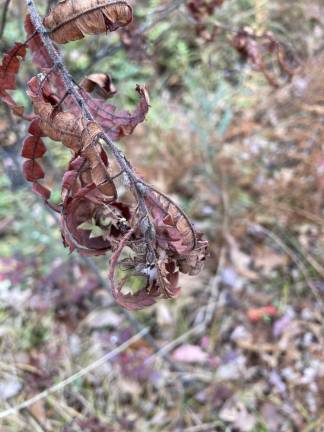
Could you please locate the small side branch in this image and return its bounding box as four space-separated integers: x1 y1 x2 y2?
0 0 11 39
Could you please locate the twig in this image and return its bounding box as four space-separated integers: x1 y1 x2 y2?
86 0 187 69
0 0 11 39
202 247 225 325
23 408 46 432
252 224 324 311
183 421 223 432
145 322 206 363
138 0 186 34
0 328 149 419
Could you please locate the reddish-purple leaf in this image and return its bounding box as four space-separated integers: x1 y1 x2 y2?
62 170 78 190
28 118 45 137
23 160 45 181
79 84 150 140
32 182 51 200
0 43 26 89
0 43 28 117
21 136 47 159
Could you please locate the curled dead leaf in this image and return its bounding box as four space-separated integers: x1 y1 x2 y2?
233 29 298 87
82 84 150 140
81 121 117 199
145 187 197 254
44 0 133 44
0 43 28 118
80 73 117 99
27 76 83 152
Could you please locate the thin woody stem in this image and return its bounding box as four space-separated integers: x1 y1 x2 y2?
0 0 11 39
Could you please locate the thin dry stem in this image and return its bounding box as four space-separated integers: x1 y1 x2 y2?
0 328 149 419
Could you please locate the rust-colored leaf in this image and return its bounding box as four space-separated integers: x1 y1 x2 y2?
28 118 45 137
32 182 51 200
108 228 159 310
23 160 45 181
0 43 26 90
61 196 112 255
178 237 209 276
247 306 278 322
21 136 47 159
0 43 27 117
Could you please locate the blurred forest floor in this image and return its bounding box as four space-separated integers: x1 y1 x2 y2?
0 0 323 431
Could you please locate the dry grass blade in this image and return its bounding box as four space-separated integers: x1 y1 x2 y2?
0 328 148 420
44 0 133 43
253 224 324 311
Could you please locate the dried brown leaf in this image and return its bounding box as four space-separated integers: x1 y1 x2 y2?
81 121 117 198
27 76 83 152
44 0 133 44
80 73 117 99
145 187 197 254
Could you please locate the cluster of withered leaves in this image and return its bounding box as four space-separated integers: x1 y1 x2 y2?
187 0 224 21
233 29 299 87
186 0 224 40
0 1 208 310
120 20 148 62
